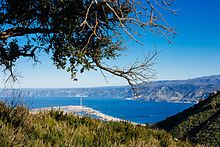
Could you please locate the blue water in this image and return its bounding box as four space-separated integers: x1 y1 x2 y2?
1 97 193 124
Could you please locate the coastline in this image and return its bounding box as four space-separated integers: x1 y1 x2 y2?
31 105 145 126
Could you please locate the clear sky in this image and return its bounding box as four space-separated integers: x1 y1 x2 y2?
1 0 220 88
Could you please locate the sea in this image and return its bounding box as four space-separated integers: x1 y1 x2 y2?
2 97 193 124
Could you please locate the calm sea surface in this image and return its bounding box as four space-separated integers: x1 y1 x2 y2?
2 97 193 124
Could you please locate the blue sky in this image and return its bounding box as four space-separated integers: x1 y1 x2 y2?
1 0 220 88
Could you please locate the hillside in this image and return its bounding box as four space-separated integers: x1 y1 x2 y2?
0 102 191 146
137 75 220 103
1 75 220 103
156 91 220 146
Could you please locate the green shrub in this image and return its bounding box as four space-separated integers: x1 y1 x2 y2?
156 92 220 146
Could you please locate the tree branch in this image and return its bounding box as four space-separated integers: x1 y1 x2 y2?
0 27 57 40
91 51 158 97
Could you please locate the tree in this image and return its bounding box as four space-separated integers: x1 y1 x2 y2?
0 0 176 92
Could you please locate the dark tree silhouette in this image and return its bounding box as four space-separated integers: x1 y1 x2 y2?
0 0 176 92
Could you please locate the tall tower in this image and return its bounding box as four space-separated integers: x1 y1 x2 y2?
80 97 83 106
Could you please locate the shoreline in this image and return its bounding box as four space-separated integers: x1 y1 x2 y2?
31 105 145 126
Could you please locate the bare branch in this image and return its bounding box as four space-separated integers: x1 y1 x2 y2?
105 2 144 45
80 1 94 28
92 51 158 97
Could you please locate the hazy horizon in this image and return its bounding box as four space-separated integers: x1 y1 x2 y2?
1 74 219 89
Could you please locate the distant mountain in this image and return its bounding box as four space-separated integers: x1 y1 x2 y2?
0 86 132 98
155 91 220 146
1 75 220 103
136 75 220 103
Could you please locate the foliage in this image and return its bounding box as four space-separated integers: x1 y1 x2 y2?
0 0 175 88
156 92 220 146
0 101 191 146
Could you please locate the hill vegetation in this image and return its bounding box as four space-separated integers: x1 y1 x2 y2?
0 102 191 146
156 91 220 146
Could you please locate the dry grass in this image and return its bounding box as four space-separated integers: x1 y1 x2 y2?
0 101 192 146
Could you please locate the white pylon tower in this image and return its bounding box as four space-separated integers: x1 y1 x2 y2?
80 97 83 106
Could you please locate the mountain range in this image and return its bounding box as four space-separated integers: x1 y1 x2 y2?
1 75 220 103
137 74 220 103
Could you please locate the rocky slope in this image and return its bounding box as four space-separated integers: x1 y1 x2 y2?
137 75 220 103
